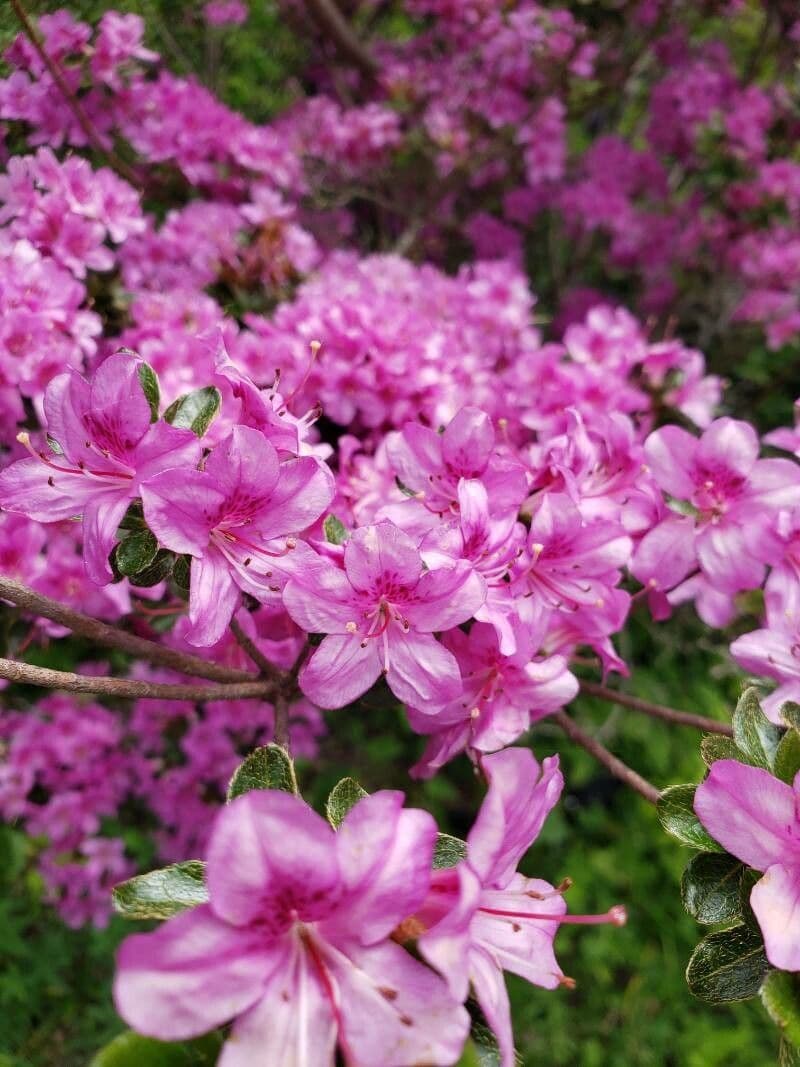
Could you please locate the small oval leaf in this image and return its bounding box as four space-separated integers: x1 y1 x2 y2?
324 514 349 545
686 924 770 1003
137 362 160 422
326 776 368 829
227 744 298 800
130 549 175 587
112 860 208 920
681 852 743 925
775 730 800 785
733 687 781 770
114 529 158 577
89 1030 222 1066
658 785 724 852
433 833 468 870
700 734 743 767
762 971 800 1049
164 386 221 437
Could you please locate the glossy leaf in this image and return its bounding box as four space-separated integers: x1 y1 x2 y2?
686 924 770 1003
700 734 743 767
130 549 175 587
775 729 800 785
433 832 468 869
323 514 348 545
112 861 208 920
732 687 780 770
226 744 298 800
782 703 800 732
114 529 158 577
164 386 221 437
681 852 743 925
137 362 160 422
657 785 723 852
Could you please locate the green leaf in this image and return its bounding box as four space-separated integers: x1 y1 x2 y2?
733 687 780 770
762 971 800 1048
112 861 208 920
89 1030 222 1066
226 744 298 800
433 833 467 869
137 362 160 422
130 549 175 587
326 776 368 828
700 734 743 767
164 386 221 437
681 852 743 925
173 554 191 591
114 529 158 578
657 785 724 852
775 729 800 785
46 433 64 455
782 702 800 732
781 1038 800 1067
686 924 770 1002
324 514 349 545
455 1040 484 1067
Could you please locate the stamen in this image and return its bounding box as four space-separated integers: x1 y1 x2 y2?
479 904 627 926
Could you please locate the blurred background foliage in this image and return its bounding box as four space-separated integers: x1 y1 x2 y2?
0 1 792 1064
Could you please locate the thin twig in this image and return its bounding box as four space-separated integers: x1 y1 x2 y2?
0 657 274 702
303 0 378 79
553 711 660 805
0 576 256 684
230 616 280 678
579 680 733 737
9 0 143 189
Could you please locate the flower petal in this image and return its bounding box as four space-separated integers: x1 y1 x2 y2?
141 469 223 556
206 791 340 928
114 904 270 1041
298 634 382 709
750 863 800 971
252 457 335 540
468 946 515 1067
467 749 563 888
386 629 463 708
694 760 797 871
644 426 698 499
82 491 133 585
344 522 422 594
404 563 486 632
186 548 240 647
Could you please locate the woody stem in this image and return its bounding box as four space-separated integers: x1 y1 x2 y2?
553 711 660 805
579 680 733 737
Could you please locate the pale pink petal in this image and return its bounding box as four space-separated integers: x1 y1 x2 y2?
220 938 337 1067
0 458 93 521
696 418 759 478
442 407 494 475
386 629 463 708
252 457 335 539
133 420 202 481
419 864 483 1002
750 863 800 971
82 491 133 584
325 938 470 1067
748 458 800 509
344 522 422 594
730 628 800 685
88 351 152 453
299 634 382 708
141 470 223 556
386 424 442 491
205 791 340 928
43 369 91 459
114 904 270 1041
334 791 437 943
696 524 766 592
282 563 357 634
404 563 486 632
186 548 240 647
644 426 698 498
204 425 280 499
467 750 563 888
469 946 515 1067
694 760 797 871
630 514 696 590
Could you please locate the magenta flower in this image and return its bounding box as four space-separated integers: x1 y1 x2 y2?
141 425 334 646
284 522 485 709
636 418 800 594
114 789 470 1065
695 760 800 970
407 623 578 778
416 748 625 1065
729 582 800 722
0 351 201 584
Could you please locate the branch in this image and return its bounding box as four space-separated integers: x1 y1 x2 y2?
303 0 378 79
0 576 256 684
9 0 143 190
229 616 281 679
0 656 274 702
553 711 660 805
579 680 733 737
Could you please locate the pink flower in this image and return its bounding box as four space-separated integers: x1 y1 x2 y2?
408 623 578 778
695 760 800 971
0 351 201 584
635 418 800 595
141 425 334 646
417 748 625 1065
114 790 470 1065
283 521 486 709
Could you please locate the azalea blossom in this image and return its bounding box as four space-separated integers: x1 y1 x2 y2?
0 350 200 584
141 425 334 646
417 747 626 1065
114 789 470 1065
283 521 486 708
695 759 800 970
